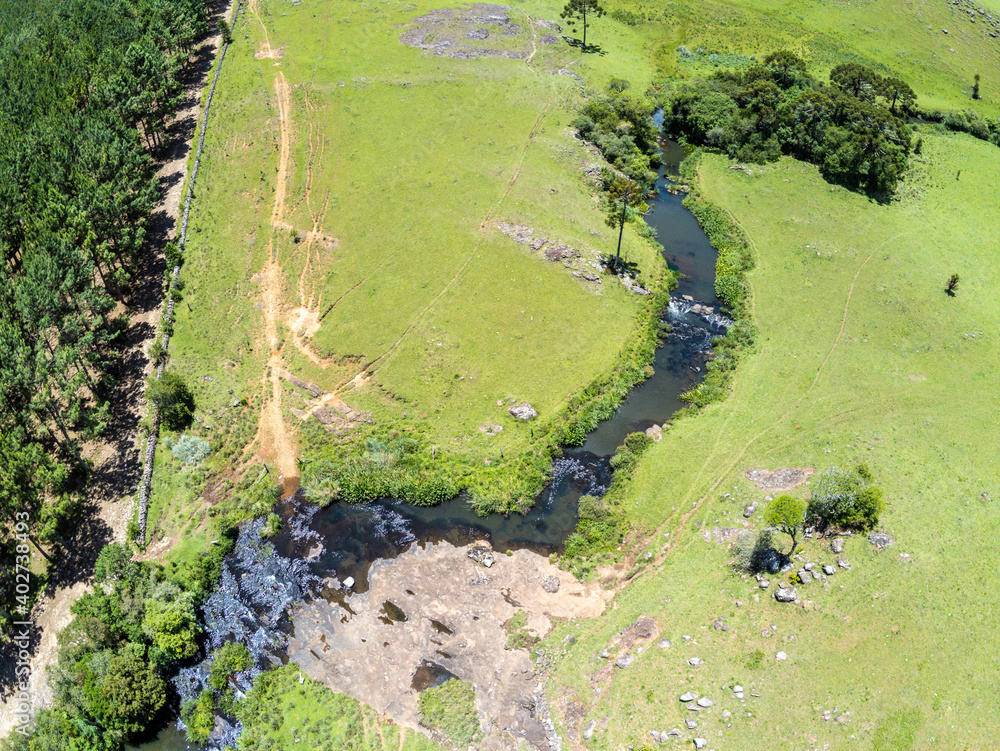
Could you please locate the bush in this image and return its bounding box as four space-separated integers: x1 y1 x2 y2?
171 434 210 465
94 543 133 584
147 371 195 430
807 465 884 530
209 642 252 690
181 689 216 744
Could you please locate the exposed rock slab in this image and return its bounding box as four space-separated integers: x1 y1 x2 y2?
288 541 610 750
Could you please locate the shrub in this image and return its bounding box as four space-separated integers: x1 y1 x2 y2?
147 372 195 430
181 689 216 744
807 465 884 530
171 434 210 465
94 543 133 585
763 494 806 554
209 642 252 690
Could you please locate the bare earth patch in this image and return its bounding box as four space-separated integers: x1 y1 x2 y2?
745 467 814 491
289 541 611 751
399 4 530 59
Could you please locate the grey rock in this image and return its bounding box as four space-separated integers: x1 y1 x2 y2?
758 579 770 589
685 718 697 729
658 639 672 649
838 558 851 569
803 562 814 571
645 424 663 442
659 731 671 743
508 402 538 420
776 651 787 661
599 650 610 659
694 738 707 749
688 657 702 666
541 575 560 593
774 587 798 603
696 697 713 708
467 545 495 567
798 569 812 584
668 728 682 737
583 720 597 740
679 692 697 702
831 537 844 554
868 531 894 548
823 564 836 576
733 685 744 694
743 502 758 518
614 654 634 669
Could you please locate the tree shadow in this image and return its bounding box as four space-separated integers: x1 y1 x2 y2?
565 37 607 56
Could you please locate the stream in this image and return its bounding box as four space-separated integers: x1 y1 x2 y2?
136 137 728 750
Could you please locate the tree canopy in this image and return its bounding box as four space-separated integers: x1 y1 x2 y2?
560 0 605 49
763 494 807 555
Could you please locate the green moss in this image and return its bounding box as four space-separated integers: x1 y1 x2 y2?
417 679 482 748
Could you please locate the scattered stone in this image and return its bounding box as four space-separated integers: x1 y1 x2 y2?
823 564 836 576
668 728 682 737
713 616 727 631
868 531 894 549
798 569 812 584
583 720 597 740
733 685 744 694
838 558 850 569
614 654 634 669
541 575 560 593
693 738 707 749
599 650 610 659
721 710 732 719
621 275 651 295
467 545 495 567
803 562 814 571
743 501 758 518
645 424 663 442
758 579 770 589
831 537 845 554
658 639 672 649
685 718 697 730
696 697 713 708
478 423 503 436
679 692 697 703
774 587 797 603
508 402 538 420
688 657 702 666
776 651 787 661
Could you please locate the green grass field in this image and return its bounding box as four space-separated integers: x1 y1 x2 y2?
524 3 1000 750
142 0 674 540
546 127 1000 751
138 0 1000 748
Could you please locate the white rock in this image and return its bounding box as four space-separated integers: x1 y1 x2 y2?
679 692 697 702
688 657 702 666
776 651 787 661
696 697 713 708
342 576 355 589
693 738 707 749
733 685 744 694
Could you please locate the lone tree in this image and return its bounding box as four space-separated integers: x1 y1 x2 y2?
147 371 195 431
604 176 648 272
973 73 981 100
764 494 807 555
946 273 960 296
560 0 605 49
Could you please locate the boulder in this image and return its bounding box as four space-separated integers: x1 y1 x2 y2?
743 502 758 518
508 402 538 420
685 718 697 729
541 575 560 593
774 586 798 603
668 728 682 737
823 564 836 576
696 697 713 708
798 569 812 584
679 692 697 702
694 738 707 749
868 531 894 548
831 537 845 554
758 579 770 589
467 545 495 567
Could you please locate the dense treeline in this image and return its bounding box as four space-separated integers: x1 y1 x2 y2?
663 52 915 195
0 0 209 637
